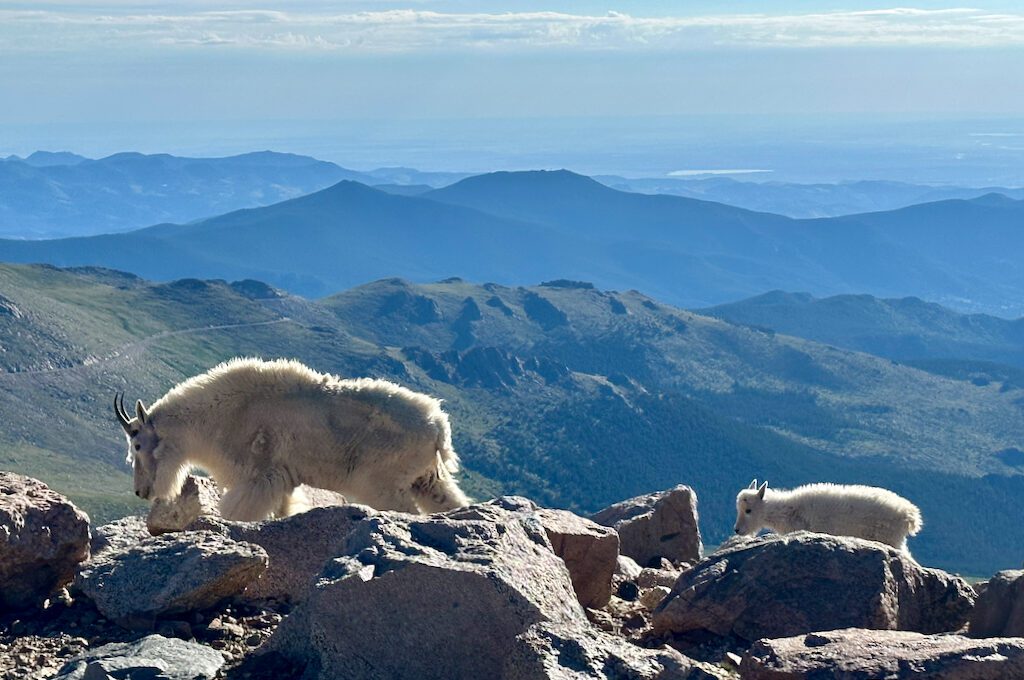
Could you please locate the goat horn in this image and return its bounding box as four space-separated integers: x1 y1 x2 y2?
114 392 132 432
120 393 133 427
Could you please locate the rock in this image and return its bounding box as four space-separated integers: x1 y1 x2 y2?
523 291 569 330
156 619 193 640
206 617 245 639
504 621 715 679
0 472 91 609
90 516 149 558
147 475 222 535
0 293 22 319
296 484 348 509
536 507 620 608
53 635 224 680
74 531 267 628
653 532 975 642
741 628 1024 679
268 497 587 679
591 485 702 567
638 567 682 589
969 569 1024 637
641 586 672 611
190 504 372 604
453 346 525 388
221 493 616 610
616 555 644 580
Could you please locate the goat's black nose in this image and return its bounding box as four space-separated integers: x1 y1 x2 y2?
135 490 141 497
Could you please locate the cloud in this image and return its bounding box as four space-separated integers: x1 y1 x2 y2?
2 7 1023 54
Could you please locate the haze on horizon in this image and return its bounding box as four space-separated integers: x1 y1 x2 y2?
2 1 1023 182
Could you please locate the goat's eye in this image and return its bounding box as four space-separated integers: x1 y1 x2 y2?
130 430 139 437
745 509 751 514
134 444 141 451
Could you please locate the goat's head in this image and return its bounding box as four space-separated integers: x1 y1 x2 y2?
734 479 768 535
114 393 160 500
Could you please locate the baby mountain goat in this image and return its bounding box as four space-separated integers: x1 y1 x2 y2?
734 480 922 553
114 358 469 520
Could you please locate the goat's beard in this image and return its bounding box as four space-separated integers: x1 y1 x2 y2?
152 458 189 501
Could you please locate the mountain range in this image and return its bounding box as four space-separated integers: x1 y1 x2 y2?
598 175 1024 219
1 263 1022 574
704 291 1024 370
0 151 468 238
1 170 1022 315
5 148 1022 236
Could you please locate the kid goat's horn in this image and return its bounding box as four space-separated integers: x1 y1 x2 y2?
114 392 132 432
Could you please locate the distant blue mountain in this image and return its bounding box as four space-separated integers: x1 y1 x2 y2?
596 175 1024 218
373 183 434 197
364 167 470 186
0 180 588 297
703 291 1024 368
0 151 376 237
13 151 90 167
428 171 1024 314
426 170 791 241
1 170 1022 314
818 194 1024 315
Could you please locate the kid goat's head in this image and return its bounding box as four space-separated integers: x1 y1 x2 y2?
114 392 160 500
734 479 769 535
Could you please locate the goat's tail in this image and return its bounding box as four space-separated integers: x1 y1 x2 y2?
435 414 460 475
410 416 470 513
906 503 923 537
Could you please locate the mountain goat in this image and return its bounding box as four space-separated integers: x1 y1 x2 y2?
114 357 469 521
734 480 922 552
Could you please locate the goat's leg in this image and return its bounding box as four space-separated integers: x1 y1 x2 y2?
363 484 420 514
275 486 311 517
219 479 288 521
410 469 470 513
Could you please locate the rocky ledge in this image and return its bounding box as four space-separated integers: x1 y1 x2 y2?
2 472 1022 679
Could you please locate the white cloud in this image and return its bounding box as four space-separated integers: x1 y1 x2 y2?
2 7 1023 53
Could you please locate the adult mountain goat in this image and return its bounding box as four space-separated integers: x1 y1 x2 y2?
734 480 922 553
114 358 469 520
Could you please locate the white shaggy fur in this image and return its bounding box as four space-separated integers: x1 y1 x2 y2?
734 480 922 553
119 357 470 520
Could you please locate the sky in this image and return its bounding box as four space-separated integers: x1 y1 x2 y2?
1 2 1023 180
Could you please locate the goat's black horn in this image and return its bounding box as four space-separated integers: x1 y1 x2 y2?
114 392 132 432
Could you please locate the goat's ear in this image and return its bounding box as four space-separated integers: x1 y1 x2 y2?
757 481 768 499
136 399 149 424
748 479 758 490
